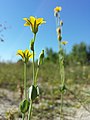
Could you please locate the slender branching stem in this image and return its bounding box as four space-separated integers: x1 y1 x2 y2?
59 41 64 120
34 66 39 87
56 13 65 119
22 113 25 120
28 100 32 120
24 62 27 99
22 62 27 120
60 93 64 120
28 33 36 120
33 33 36 85
33 50 35 85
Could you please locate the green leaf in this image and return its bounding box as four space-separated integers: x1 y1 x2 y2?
19 99 30 113
60 85 66 93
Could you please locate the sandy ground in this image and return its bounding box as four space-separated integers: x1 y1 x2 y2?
0 88 90 120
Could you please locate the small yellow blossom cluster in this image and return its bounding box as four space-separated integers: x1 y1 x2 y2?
54 6 62 17
54 6 62 12
61 41 68 45
54 6 68 45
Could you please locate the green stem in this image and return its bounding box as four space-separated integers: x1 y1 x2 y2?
55 10 65 120
24 62 27 99
60 92 64 120
34 66 39 87
33 50 35 85
59 41 61 67
28 100 32 120
22 114 25 120
22 60 27 120
33 33 36 85
28 33 36 120
59 40 65 120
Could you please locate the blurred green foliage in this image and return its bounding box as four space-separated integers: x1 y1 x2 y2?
0 42 90 90
45 42 90 65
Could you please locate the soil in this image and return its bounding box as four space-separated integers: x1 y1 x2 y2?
0 88 90 120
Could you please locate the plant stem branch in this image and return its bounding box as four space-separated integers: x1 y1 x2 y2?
22 113 25 120
28 33 36 120
60 92 64 120
24 62 27 99
33 33 36 85
34 66 39 87
28 100 32 120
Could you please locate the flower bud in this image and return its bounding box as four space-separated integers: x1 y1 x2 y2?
54 11 58 17
38 50 44 66
56 27 61 35
60 20 63 26
57 35 62 41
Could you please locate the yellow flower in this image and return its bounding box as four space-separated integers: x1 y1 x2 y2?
17 49 33 62
23 16 46 34
61 41 68 45
54 6 62 12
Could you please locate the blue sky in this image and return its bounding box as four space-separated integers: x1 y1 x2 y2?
0 0 90 62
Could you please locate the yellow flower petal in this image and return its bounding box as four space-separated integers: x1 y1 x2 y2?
54 6 62 12
23 18 30 26
30 16 36 25
24 49 29 56
61 41 68 45
36 18 45 25
24 49 33 59
17 50 24 58
28 53 33 59
23 18 28 21
24 23 30 26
